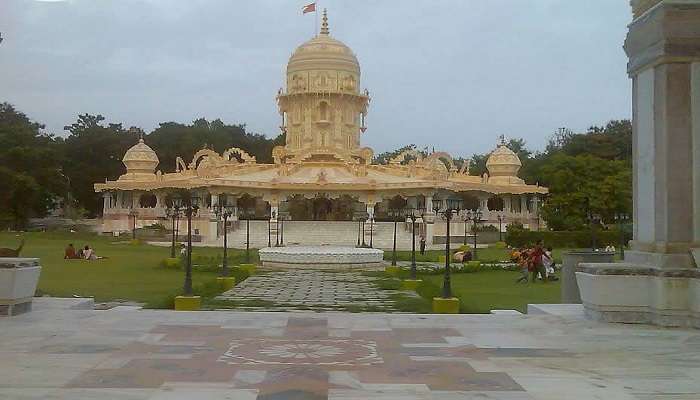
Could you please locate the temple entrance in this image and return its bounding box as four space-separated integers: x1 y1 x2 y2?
285 195 362 221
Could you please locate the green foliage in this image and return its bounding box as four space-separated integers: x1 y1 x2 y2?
147 118 284 172
505 229 623 248
0 103 66 228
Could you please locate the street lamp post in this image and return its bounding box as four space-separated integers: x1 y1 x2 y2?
279 211 288 246
614 212 629 258
172 192 200 296
407 208 422 279
165 204 181 258
587 210 601 250
389 208 404 267
462 212 469 246
213 196 234 277
434 198 462 299
369 216 374 248
496 214 505 242
240 207 254 263
464 209 483 260
128 208 138 240
267 209 272 248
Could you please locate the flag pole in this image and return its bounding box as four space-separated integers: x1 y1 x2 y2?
315 3 319 36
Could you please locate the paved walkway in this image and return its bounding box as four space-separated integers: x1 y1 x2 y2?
2 298 700 399
217 270 409 312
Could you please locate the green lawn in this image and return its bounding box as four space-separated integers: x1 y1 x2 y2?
0 231 249 308
421 270 561 313
2 231 563 313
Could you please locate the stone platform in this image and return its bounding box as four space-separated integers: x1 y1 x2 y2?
258 245 384 269
2 299 700 399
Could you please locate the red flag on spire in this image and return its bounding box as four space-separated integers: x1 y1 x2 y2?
302 3 316 14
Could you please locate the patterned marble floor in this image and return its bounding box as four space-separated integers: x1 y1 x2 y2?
1 298 700 399
216 271 409 311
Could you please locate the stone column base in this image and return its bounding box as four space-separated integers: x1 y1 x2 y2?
174 296 201 311
576 263 700 329
0 297 33 316
432 297 460 314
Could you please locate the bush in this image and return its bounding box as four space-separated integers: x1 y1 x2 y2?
505 229 622 248
492 241 507 249
474 224 498 232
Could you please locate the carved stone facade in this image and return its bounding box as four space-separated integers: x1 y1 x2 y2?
94 10 547 246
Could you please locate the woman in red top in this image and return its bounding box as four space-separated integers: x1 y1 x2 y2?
530 240 546 283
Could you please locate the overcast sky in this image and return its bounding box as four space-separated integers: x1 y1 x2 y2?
0 0 631 155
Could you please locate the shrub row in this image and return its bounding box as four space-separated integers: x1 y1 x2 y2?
505 229 626 248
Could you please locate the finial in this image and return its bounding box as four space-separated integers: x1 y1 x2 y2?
498 134 506 146
320 8 329 35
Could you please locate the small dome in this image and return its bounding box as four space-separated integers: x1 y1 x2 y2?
287 10 360 76
122 138 159 178
486 141 522 183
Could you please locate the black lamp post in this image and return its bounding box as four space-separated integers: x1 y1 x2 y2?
213 196 234 277
587 210 601 250
165 204 181 258
275 208 281 247
434 197 463 299
128 208 138 240
267 208 272 248
369 215 374 248
614 212 629 258
389 208 404 267
464 209 483 260
240 207 255 263
279 211 288 246
355 212 368 247
172 192 200 296
496 214 505 242
407 208 423 279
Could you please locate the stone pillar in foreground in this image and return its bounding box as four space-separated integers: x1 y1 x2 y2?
0 258 41 316
577 0 700 328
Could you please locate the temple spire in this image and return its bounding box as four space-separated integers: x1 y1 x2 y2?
320 8 329 35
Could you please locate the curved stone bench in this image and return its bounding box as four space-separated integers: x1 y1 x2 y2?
258 246 384 270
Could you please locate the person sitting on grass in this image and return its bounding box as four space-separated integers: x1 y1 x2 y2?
83 245 106 260
64 243 79 259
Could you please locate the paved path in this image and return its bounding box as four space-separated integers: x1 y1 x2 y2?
217 270 409 312
2 299 700 399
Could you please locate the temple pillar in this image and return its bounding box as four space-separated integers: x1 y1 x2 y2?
519 195 528 216
102 193 110 214
504 195 512 215
576 0 700 328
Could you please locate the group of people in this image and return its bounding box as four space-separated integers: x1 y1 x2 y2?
64 243 104 260
512 240 558 283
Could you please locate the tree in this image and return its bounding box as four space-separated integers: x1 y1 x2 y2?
147 119 284 172
538 154 631 230
60 114 139 216
0 103 65 228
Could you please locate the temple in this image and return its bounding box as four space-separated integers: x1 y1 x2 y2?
94 10 547 248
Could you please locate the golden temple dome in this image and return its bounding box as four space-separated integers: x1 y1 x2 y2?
287 10 360 77
486 138 522 183
122 138 159 177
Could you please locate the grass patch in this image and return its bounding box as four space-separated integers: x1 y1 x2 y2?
420 270 561 313
0 231 258 308
375 278 402 290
